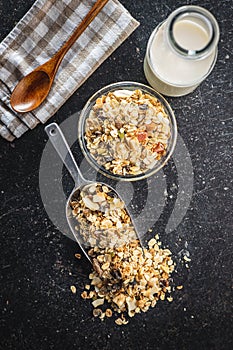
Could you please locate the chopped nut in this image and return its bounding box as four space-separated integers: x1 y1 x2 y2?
101 262 110 270
75 253 81 259
81 291 88 299
148 238 157 247
160 292 165 301
102 186 109 193
89 291 96 299
161 265 170 274
70 285 76 294
176 285 183 290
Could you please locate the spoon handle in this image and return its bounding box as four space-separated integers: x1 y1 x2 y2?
45 123 84 186
51 0 109 70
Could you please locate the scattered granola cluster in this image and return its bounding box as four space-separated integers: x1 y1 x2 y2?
84 89 171 176
70 183 137 248
70 184 175 324
80 237 174 324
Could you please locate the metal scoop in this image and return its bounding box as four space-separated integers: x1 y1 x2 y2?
45 123 142 263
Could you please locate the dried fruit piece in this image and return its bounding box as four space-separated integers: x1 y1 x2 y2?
118 130 125 140
152 142 165 153
136 131 148 142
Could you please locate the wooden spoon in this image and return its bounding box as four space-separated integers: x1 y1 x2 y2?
10 0 109 113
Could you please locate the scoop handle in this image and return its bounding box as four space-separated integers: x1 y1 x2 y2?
45 123 84 186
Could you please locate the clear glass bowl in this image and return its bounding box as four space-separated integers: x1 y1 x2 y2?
78 81 177 181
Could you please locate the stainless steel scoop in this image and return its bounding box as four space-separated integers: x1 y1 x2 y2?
45 123 142 263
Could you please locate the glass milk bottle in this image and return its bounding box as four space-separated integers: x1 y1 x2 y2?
144 6 220 96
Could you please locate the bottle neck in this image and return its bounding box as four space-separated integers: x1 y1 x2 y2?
165 5 219 60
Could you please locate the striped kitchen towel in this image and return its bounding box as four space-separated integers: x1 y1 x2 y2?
0 0 139 141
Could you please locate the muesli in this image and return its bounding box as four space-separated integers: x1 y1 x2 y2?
84 89 171 176
80 236 175 324
70 183 175 324
70 183 137 248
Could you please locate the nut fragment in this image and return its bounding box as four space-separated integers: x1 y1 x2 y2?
70 285 76 294
81 291 88 299
176 285 183 290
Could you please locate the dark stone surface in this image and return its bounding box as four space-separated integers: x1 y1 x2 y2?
0 1 232 349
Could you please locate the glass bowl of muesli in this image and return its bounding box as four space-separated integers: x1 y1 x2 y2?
78 82 177 181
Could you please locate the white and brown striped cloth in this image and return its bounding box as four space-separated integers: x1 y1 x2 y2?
0 0 139 141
